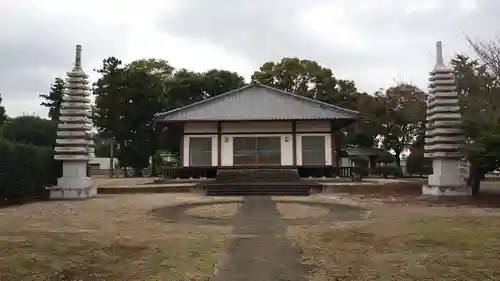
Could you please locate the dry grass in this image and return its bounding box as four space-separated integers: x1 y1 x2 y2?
288 204 500 281
185 203 242 218
0 194 233 281
276 203 329 219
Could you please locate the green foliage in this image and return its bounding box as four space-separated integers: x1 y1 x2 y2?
451 53 500 194
371 165 401 178
251 57 357 108
376 84 426 173
93 56 245 176
0 139 60 201
0 94 7 126
39 77 65 121
0 116 57 147
405 152 432 176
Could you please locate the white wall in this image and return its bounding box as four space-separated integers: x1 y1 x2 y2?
295 133 332 166
184 122 217 133
182 134 218 167
296 120 330 132
221 121 291 133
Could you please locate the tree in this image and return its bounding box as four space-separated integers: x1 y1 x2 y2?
251 58 381 152
0 115 57 147
93 57 169 176
160 68 246 158
451 51 500 196
344 92 384 148
251 58 358 108
39 77 65 121
93 57 125 137
0 94 7 126
376 84 426 174
201 69 246 98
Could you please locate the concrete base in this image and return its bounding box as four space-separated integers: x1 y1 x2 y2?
422 158 471 196
422 184 472 196
50 176 97 199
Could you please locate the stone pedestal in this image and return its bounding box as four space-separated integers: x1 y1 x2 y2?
50 161 97 199
422 159 471 196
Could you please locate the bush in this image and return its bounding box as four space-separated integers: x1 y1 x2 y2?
371 166 401 178
0 139 61 202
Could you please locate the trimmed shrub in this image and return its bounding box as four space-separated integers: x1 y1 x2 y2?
371 166 401 178
0 139 61 202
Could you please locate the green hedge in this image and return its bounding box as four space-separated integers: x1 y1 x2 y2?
0 139 61 202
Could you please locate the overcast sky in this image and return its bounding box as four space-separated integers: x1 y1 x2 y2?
1 0 499 118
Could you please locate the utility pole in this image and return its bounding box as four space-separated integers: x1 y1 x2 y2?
109 137 115 178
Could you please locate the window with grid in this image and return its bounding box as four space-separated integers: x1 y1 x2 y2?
233 137 281 166
189 137 212 166
301 136 326 166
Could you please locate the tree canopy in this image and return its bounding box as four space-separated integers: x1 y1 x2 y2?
0 115 57 147
39 77 65 121
451 45 500 195
0 94 7 126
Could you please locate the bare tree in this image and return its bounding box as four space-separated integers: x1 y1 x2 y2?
467 36 500 79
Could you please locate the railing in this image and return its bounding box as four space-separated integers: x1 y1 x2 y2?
160 166 354 179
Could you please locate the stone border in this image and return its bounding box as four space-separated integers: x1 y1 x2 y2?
150 199 369 226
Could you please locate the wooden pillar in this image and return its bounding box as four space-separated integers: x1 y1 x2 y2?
217 121 222 167
292 120 297 166
180 123 185 167
330 121 337 167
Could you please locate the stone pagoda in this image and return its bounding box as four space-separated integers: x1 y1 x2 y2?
423 41 470 196
51 45 97 199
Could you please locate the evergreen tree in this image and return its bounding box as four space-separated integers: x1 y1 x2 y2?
39 77 65 120
0 94 7 126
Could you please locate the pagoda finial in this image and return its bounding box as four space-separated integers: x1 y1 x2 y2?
75 45 82 69
436 41 444 66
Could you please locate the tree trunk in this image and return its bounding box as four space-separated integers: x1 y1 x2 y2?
394 151 402 177
150 154 157 176
467 163 482 197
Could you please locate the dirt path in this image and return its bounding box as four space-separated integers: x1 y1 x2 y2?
212 196 309 281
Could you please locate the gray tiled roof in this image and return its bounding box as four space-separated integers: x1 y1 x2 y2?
154 83 359 122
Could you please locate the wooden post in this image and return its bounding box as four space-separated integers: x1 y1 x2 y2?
292 121 297 166
217 121 222 167
109 137 115 178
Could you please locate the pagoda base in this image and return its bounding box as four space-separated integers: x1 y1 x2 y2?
422 158 471 196
50 161 96 199
50 177 96 199
422 184 471 196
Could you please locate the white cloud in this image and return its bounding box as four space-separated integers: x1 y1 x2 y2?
1 0 499 118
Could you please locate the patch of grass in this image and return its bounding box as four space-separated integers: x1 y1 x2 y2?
0 194 232 281
291 214 500 281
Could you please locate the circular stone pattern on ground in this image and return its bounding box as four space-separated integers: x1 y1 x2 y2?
184 202 242 219
276 203 329 219
151 199 368 226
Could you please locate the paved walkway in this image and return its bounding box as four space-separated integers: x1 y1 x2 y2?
212 196 309 281
151 196 366 280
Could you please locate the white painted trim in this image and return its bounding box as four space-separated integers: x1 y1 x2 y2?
183 134 218 167
296 133 331 166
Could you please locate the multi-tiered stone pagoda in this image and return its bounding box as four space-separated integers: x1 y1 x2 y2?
423 41 470 196
51 45 97 199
